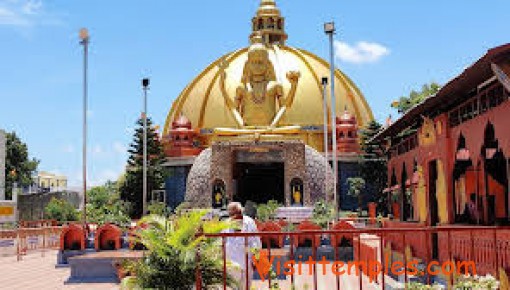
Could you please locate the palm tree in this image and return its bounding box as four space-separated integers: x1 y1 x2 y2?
126 210 238 289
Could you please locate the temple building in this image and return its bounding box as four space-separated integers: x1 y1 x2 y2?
374 43 510 225
161 0 374 210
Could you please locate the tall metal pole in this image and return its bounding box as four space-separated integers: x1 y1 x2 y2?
325 22 338 214
79 28 89 223
321 77 330 198
142 78 150 216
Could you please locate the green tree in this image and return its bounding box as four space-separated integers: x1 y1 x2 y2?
359 121 388 215
120 117 167 219
346 177 366 213
391 82 441 114
5 132 39 198
44 197 80 222
86 181 131 226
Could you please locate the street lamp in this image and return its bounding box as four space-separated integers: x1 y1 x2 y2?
142 78 150 216
324 21 338 215
79 28 89 223
321 77 330 198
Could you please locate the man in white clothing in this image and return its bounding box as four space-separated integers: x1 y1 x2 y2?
224 202 261 290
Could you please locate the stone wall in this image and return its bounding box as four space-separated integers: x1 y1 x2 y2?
210 140 307 207
185 140 334 208
17 191 81 221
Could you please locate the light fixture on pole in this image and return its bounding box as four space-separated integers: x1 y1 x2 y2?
324 21 338 215
79 28 89 223
142 78 150 216
321 77 330 197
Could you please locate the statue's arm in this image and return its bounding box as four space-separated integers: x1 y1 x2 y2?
270 71 300 128
218 61 244 127
284 71 300 107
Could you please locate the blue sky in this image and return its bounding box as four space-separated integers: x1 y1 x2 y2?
0 0 508 188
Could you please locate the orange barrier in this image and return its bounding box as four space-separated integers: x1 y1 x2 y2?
95 224 122 251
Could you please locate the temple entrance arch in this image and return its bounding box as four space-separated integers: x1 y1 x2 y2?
233 162 284 205
481 122 508 225
452 133 475 223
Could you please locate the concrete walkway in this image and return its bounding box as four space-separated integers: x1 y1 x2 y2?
0 250 118 290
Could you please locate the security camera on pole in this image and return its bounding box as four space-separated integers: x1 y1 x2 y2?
142 78 150 215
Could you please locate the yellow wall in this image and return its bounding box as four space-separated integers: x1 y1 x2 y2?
436 159 448 224
416 165 428 222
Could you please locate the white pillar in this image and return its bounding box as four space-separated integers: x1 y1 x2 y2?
0 130 6 201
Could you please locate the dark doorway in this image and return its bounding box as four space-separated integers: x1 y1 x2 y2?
234 162 285 205
429 160 439 259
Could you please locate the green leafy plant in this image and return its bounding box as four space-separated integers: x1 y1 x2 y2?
312 200 334 229
44 197 80 222
346 177 366 213
126 211 238 289
391 82 441 114
256 200 280 222
147 201 168 216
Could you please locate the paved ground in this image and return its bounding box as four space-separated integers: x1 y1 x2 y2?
0 250 401 290
0 251 118 290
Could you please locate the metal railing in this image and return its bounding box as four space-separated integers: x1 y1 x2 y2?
196 226 510 290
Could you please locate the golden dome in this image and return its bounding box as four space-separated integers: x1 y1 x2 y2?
257 0 280 17
164 0 373 151
164 46 373 136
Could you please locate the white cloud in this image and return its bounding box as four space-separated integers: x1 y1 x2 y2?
0 0 61 28
334 41 390 64
21 0 41 15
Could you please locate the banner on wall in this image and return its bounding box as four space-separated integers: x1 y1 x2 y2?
0 203 16 223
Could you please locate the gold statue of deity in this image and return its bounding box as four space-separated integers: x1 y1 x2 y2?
216 34 301 135
293 187 302 205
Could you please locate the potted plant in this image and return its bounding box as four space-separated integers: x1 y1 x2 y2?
346 177 366 214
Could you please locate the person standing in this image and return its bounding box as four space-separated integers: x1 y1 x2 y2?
224 202 261 290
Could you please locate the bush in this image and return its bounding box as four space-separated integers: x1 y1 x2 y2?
256 200 280 222
127 211 239 289
44 197 80 222
148 201 168 216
